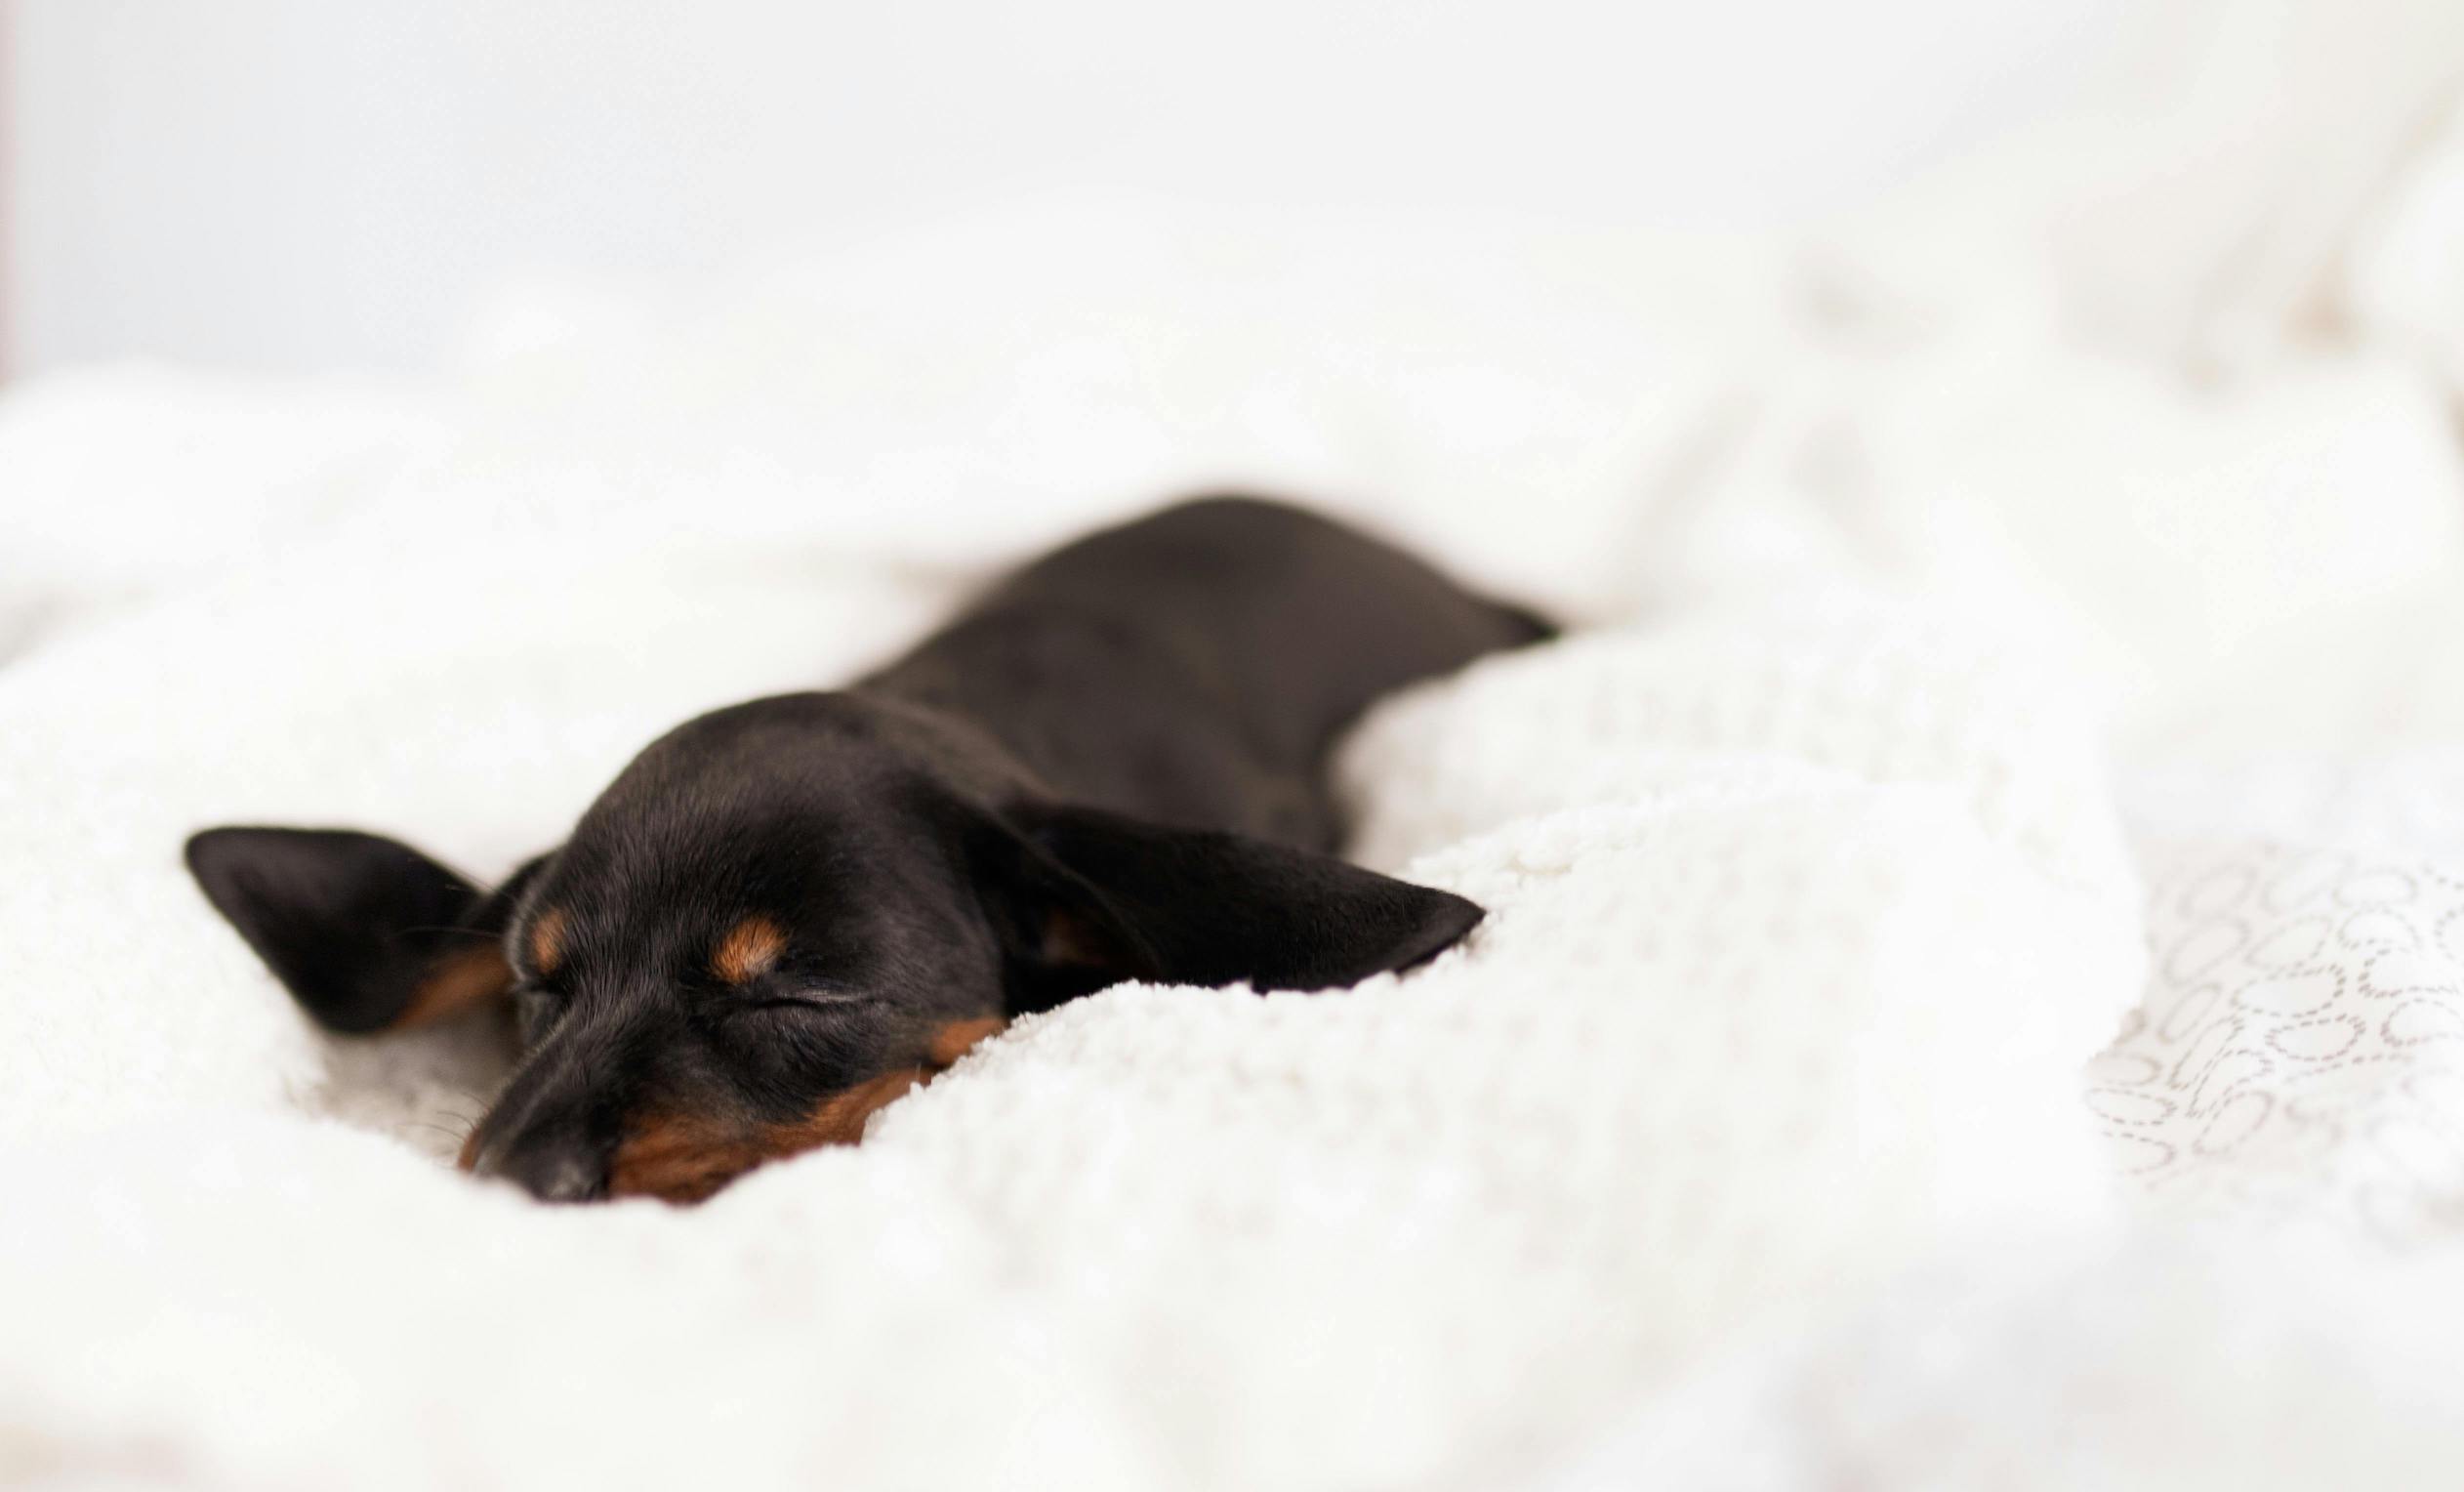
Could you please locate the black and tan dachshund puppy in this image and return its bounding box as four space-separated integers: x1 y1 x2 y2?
185 497 1551 1202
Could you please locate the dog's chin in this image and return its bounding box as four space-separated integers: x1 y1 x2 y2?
457 1020 1010 1204
600 1118 786 1205
606 1147 760 1206
593 1066 933 1205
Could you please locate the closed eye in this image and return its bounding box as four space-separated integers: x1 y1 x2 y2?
718 991 883 1069
740 989 878 1015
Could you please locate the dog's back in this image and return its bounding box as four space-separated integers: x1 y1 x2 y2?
863 496 1549 848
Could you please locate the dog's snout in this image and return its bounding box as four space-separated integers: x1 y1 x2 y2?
461 1003 642 1203
470 1133 609 1204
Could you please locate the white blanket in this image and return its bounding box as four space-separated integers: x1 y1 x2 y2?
9 20 2464 1487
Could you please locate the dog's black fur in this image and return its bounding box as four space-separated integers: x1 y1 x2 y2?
185 497 1551 1202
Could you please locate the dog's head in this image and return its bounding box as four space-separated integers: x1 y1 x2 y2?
185 694 1480 1203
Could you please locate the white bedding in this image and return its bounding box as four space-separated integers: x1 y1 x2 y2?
8 14 2464 1487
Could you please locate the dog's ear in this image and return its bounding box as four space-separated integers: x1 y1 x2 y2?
184 827 549 1035
972 803 1483 1013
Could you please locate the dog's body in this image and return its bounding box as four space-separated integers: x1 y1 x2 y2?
867 496 1548 846
187 497 1550 1202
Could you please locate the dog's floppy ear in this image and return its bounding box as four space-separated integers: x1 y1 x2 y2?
973 802 1483 1012
184 827 548 1035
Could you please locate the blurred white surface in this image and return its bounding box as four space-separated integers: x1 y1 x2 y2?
3 0 2138 373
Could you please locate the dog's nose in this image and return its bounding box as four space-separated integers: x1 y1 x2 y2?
472 1137 608 1203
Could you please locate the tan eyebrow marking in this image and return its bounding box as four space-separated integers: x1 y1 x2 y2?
713 916 788 984
527 907 569 975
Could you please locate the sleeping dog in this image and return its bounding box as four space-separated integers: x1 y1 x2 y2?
185 497 1551 1202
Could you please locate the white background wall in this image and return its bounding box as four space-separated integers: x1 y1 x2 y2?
3 0 2134 377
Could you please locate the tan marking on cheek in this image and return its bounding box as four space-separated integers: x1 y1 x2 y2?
457 1122 486 1173
713 916 788 984
527 908 569 975
394 945 514 1030
781 1067 929 1148
925 1015 1008 1069
599 1062 949 1205
606 1113 765 1205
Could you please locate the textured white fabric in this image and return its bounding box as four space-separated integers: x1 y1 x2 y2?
2093 838 2464 1241
10 13 2464 1482
0 489 2131 1486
